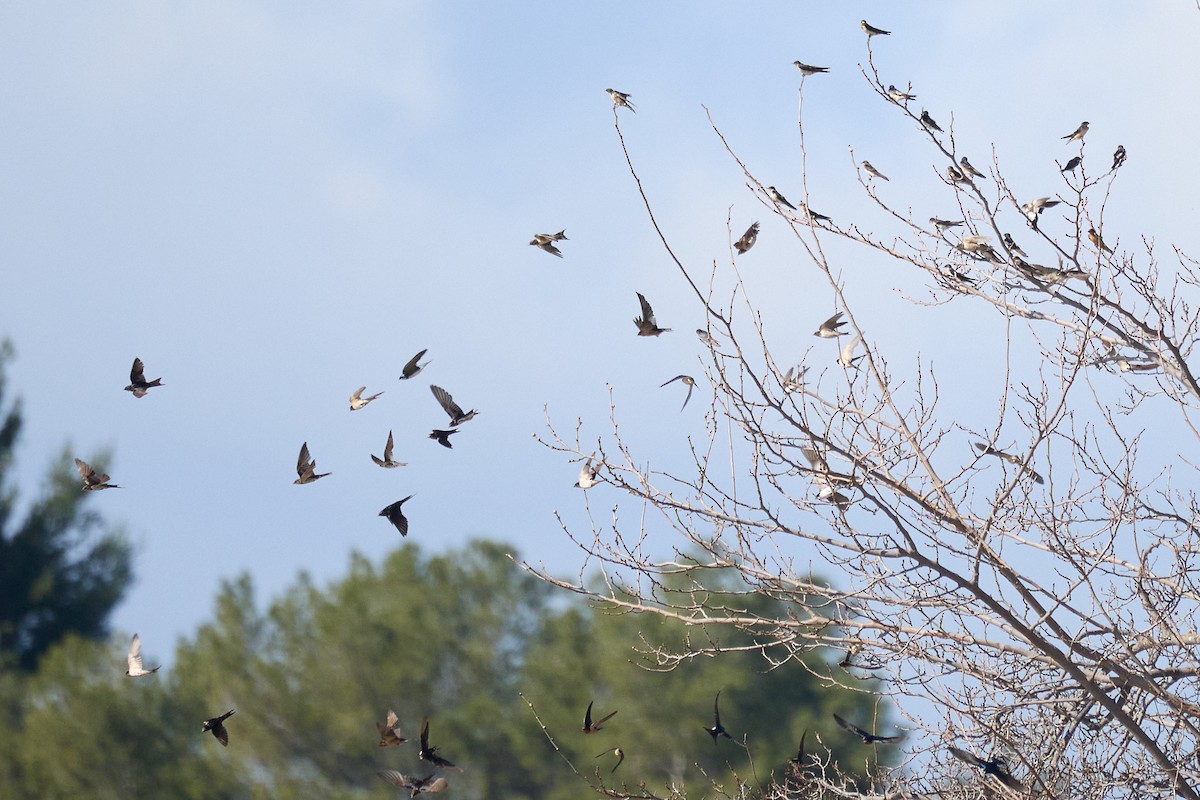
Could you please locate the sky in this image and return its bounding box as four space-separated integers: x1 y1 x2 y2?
1 2 1198 668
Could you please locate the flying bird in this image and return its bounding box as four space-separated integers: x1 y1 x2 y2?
377 770 448 797
833 713 902 744
633 292 671 336
959 157 986 180
766 185 798 211
1002 233 1027 257
377 709 409 747
124 357 163 398
380 495 415 537
1061 156 1081 173
605 88 635 112
814 311 847 338
1088 227 1113 253
431 385 478 426
371 430 407 468
399 348 430 380
418 717 459 770
202 709 236 747
792 61 829 76
861 161 889 181
861 19 890 36
75 458 119 491
887 85 916 102
429 429 458 449
801 446 855 507
919 109 943 132
595 747 625 773
1022 196 1062 229
350 386 384 411
734 222 760 254
125 633 159 677
706 691 733 743
974 442 1044 484
529 234 564 258
782 364 807 391
582 700 618 734
294 441 330 484
948 747 1025 791
838 334 864 368
1061 121 1089 142
576 456 601 489
1112 145 1126 170
660 375 696 411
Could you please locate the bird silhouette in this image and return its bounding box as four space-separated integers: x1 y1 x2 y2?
294 441 329 484
582 700 618 733
1061 156 1081 173
418 716 460 770
399 349 430 380
431 385 478 426
633 292 671 336
706 691 733 743
371 430 407 468
429 429 458 449
380 495 415 537
202 709 236 747
833 713 902 743
1112 145 1127 170
125 633 159 677
959 157 986 180
124 357 163 398
377 709 409 747
948 746 1024 790
75 458 120 491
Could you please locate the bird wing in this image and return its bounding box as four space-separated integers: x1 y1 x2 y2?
948 746 983 768
75 458 95 482
384 430 395 461
840 334 863 366
833 713 868 739
128 633 144 672
378 770 414 788
403 349 428 377
297 442 312 474
583 700 594 728
821 312 843 331
420 717 431 752
386 709 399 729
350 386 365 403
130 358 146 383
430 386 463 420
636 292 656 326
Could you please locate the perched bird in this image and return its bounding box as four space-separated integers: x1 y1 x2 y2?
792 61 829 76
1014 257 1086 284
529 234 564 258
605 88 635 112
930 217 964 230
838 334 864 368
377 770 448 797
734 221 760 254
380 495 415 537
1115 358 1157 373
595 747 625 774
294 442 329 484
919 109 943 133
1061 156 1081 173
945 267 977 287
959 157 986 180
75 458 119 491
861 161 889 181
948 747 1025 791
350 386 384 411
125 633 159 677
429 429 458 449
946 165 969 184
974 442 1044 484
431 385 479 426
887 85 916 102
575 456 601 489
1089 227 1113 253
582 700 618 734
861 19 890 36
833 713 902 744
696 329 720 348
1112 144 1127 170
957 234 992 253
377 709 409 747
124 357 163 398
633 292 671 336
371 430 407 468
1061 121 1089 142
766 185 798 211
399 348 430 380
418 717 459 770
814 312 847 338
706 691 733 743
801 446 856 506
1002 233 1027 257
797 203 832 224
660 375 696 411
202 709 236 747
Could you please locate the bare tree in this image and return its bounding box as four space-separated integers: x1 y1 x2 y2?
529 44 1200 800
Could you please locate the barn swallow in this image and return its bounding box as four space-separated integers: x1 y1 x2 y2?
124 357 163 398
418 717 460 769
948 747 1024 790
431 385 478 426
429 429 457 449
797 203 831 224
125 633 159 677
919 109 943 132
529 236 564 258
814 312 847 338
1112 145 1126 170
887 85 916 102
75 458 120 491
861 19 890 36
377 709 409 746
634 292 671 336
930 217 964 230
706 691 733 743
959 157 986 180
202 709 236 747
974 442 1044 484
660 375 696 411
1002 233 1027 257
582 700 618 733
696 329 720 347
294 442 329 484
595 747 625 773
766 186 798 211
575 456 601 489
380 495 415 537
861 161 889 181
734 222 760 254
833 713 902 743
792 61 829 76
377 770 449 796
350 386 384 411
606 88 635 112
1088 227 1113 253
399 348 430 380
1061 156 1081 173
371 430 407 468
838 334 864 368
1062 121 1088 142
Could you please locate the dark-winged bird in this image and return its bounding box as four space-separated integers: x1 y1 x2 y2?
734 221 760 254
793 61 829 76
814 311 847 338
582 700 618 733
595 747 625 773
861 161 889 181
429 429 458 449
380 495 415 537
1002 233 1027 258
930 217 964 230
861 19 890 36
1061 156 1081 173
399 348 430 380
372 430 407 468
377 709 409 747
605 88 635 112
431 385 478 426
125 633 159 677
1061 121 1089 142
418 717 459 770
377 770 448 797
1112 145 1126 170
294 441 329 484
948 746 1024 790
706 691 733 743
75 458 119 491
833 713 902 743
660 375 696 411
887 85 916 102
974 442 1044 484
919 109 942 132
633 292 671 336
766 185 798 211
202 709 236 747
124 357 163 398
959 157 986 180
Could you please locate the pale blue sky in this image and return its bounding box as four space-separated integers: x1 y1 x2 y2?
1 3 1197 665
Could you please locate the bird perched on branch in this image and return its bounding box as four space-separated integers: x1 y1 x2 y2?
861 19 890 37
861 161 889 181
959 157 986 180
919 109 943 132
1112 145 1127 170
974 442 1044 484
1088 227 1113 254
793 61 828 76
766 185 798 211
887 85 916 102
1061 121 1089 142
605 88 635 112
